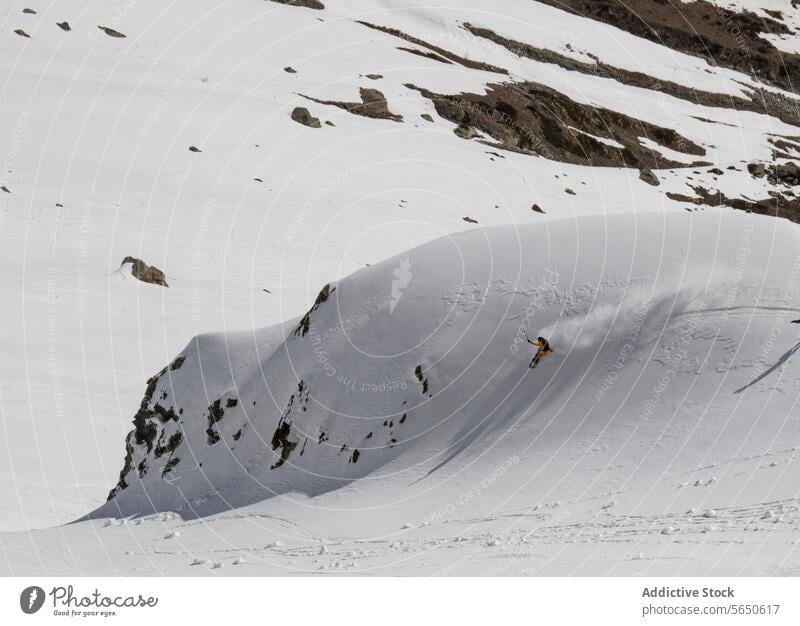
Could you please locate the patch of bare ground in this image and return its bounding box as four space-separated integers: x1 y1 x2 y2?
534 0 800 94
406 80 706 168
464 23 800 127
301 87 403 122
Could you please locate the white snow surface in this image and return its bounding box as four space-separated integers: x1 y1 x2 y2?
0 0 799 574
5 211 800 575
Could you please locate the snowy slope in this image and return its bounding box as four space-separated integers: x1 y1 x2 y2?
1 0 799 574
4 210 799 575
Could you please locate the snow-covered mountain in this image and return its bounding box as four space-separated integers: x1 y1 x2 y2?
1 0 800 574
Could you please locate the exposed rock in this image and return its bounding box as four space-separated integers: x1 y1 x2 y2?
639 168 660 186
414 365 430 395
398 46 453 65
464 23 800 128
531 203 545 213
454 124 480 140
23 8 36 14
291 106 321 128
463 216 478 223
154 432 182 459
14 29 31 38
283 66 297 73
56 21 71 32
747 161 799 187
565 188 576 195
295 283 334 336
270 419 297 469
534 0 800 94
269 0 324 9
302 88 403 122
770 136 800 159
98 25 126 38
421 113 434 122
161 457 180 477
409 81 705 167
365 73 383 80
121 256 169 287
359 88 401 120
0 185 9 193
205 399 226 445
771 162 800 186
667 185 800 224
357 21 507 74
188 145 202 152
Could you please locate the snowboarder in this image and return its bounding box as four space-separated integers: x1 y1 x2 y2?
527 335 552 369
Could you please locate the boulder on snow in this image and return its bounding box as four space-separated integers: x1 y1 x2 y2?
121 256 169 287
357 88 401 121
269 0 325 9
56 21 71 32
98 25 126 38
750 160 800 186
291 107 321 128
639 167 660 186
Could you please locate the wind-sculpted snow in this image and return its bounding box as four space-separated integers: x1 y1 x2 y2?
97 211 800 535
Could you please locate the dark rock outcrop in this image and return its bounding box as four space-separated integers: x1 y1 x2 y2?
269 0 324 9
291 106 321 128
98 25 126 38
408 81 705 168
534 0 800 94
295 284 334 336
639 168 660 186
302 88 403 122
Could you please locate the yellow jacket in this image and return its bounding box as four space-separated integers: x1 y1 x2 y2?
528 339 551 352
